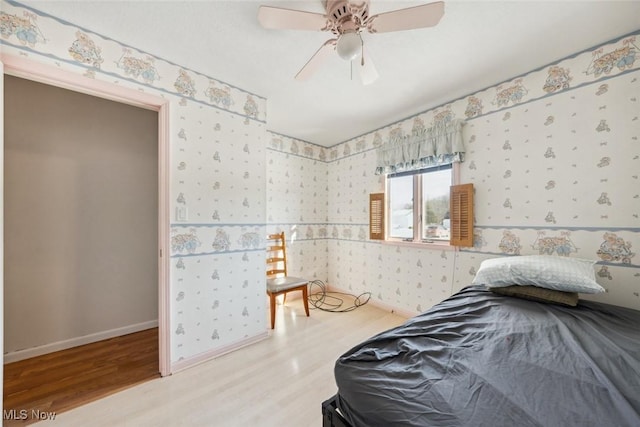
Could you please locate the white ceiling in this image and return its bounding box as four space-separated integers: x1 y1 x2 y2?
21 0 640 147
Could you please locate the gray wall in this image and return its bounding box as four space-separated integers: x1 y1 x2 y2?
4 75 158 354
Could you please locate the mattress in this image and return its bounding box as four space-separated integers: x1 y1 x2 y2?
334 286 640 426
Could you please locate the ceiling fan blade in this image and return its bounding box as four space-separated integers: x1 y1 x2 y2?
358 48 379 85
368 1 444 33
296 39 337 81
258 6 328 31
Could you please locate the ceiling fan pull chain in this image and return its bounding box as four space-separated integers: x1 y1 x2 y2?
360 34 365 66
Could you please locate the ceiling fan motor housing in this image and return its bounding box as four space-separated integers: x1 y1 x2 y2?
323 0 370 34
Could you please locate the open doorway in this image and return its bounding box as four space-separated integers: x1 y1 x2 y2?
4 75 159 359
2 56 171 421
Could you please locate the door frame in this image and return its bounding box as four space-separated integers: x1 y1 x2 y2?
0 53 172 377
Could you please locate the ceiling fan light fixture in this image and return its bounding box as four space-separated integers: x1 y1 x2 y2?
336 32 361 60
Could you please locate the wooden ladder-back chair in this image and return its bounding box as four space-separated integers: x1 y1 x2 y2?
266 232 310 329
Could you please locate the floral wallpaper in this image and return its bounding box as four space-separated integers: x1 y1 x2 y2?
326 31 640 313
266 132 328 282
1 0 268 366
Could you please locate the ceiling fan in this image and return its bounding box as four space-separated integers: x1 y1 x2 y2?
257 0 445 85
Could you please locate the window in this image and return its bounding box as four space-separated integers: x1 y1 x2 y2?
387 164 454 244
369 164 473 247
388 174 415 239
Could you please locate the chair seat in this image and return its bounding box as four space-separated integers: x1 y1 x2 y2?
267 276 308 293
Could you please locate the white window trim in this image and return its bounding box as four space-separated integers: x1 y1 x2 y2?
383 162 460 249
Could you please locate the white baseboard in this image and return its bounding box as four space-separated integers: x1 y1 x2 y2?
325 284 417 319
171 331 269 373
3 320 159 364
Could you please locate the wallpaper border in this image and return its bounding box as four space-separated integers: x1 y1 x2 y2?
327 29 640 152
4 0 267 123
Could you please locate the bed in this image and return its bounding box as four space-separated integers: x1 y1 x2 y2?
322 283 640 427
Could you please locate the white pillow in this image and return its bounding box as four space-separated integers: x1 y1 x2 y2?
472 255 604 294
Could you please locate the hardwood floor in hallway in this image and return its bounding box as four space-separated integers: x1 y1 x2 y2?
3 328 159 426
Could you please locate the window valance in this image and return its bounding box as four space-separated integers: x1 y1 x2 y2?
375 119 466 175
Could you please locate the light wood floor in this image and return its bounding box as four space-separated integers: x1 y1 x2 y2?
3 328 160 426
30 300 406 427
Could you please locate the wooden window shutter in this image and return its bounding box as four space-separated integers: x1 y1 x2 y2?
369 193 385 240
450 183 474 247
